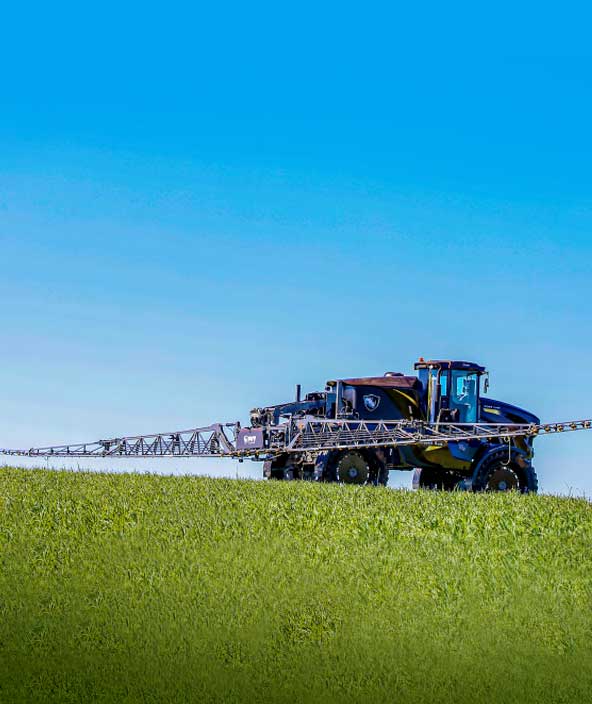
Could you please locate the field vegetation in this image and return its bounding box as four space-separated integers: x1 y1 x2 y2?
0 467 591 703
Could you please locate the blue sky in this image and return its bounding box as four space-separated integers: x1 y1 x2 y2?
1 3 591 493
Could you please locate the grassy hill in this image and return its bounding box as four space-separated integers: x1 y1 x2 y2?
0 467 591 703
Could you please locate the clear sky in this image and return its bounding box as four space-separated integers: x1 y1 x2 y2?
1 3 591 493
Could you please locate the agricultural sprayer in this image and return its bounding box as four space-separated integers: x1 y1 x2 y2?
3 359 591 492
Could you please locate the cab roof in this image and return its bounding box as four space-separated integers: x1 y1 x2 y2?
413 359 486 373
340 375 421 390
327 374 422 390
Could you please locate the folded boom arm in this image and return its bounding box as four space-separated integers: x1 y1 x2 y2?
2 419 591 459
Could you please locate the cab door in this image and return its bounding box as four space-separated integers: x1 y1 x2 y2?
449 371 479 423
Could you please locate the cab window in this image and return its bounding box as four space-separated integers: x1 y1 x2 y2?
450 371 478 423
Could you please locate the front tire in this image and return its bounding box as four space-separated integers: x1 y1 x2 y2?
472 450 538 493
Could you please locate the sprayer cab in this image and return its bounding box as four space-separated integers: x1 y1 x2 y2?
414 359 488 424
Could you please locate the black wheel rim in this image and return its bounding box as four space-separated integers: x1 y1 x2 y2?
336 453 370 485
486 466 519 492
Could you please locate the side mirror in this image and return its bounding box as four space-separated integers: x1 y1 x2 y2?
483 374 490 393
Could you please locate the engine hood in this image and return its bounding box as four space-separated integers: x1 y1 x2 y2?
480 397 540 425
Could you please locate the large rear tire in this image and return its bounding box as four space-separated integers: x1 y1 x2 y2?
266 455 297 480
324 450 388 486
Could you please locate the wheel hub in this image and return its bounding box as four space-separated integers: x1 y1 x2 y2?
486 466 519 492
337 453 369 484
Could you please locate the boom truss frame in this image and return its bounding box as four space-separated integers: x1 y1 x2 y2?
2 418 591 459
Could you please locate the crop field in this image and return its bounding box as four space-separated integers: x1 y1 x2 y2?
0 467 591 703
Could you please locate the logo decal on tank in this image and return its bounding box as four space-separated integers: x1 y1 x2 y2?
363 394 381 412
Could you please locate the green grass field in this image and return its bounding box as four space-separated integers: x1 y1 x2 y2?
0 467 591 703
